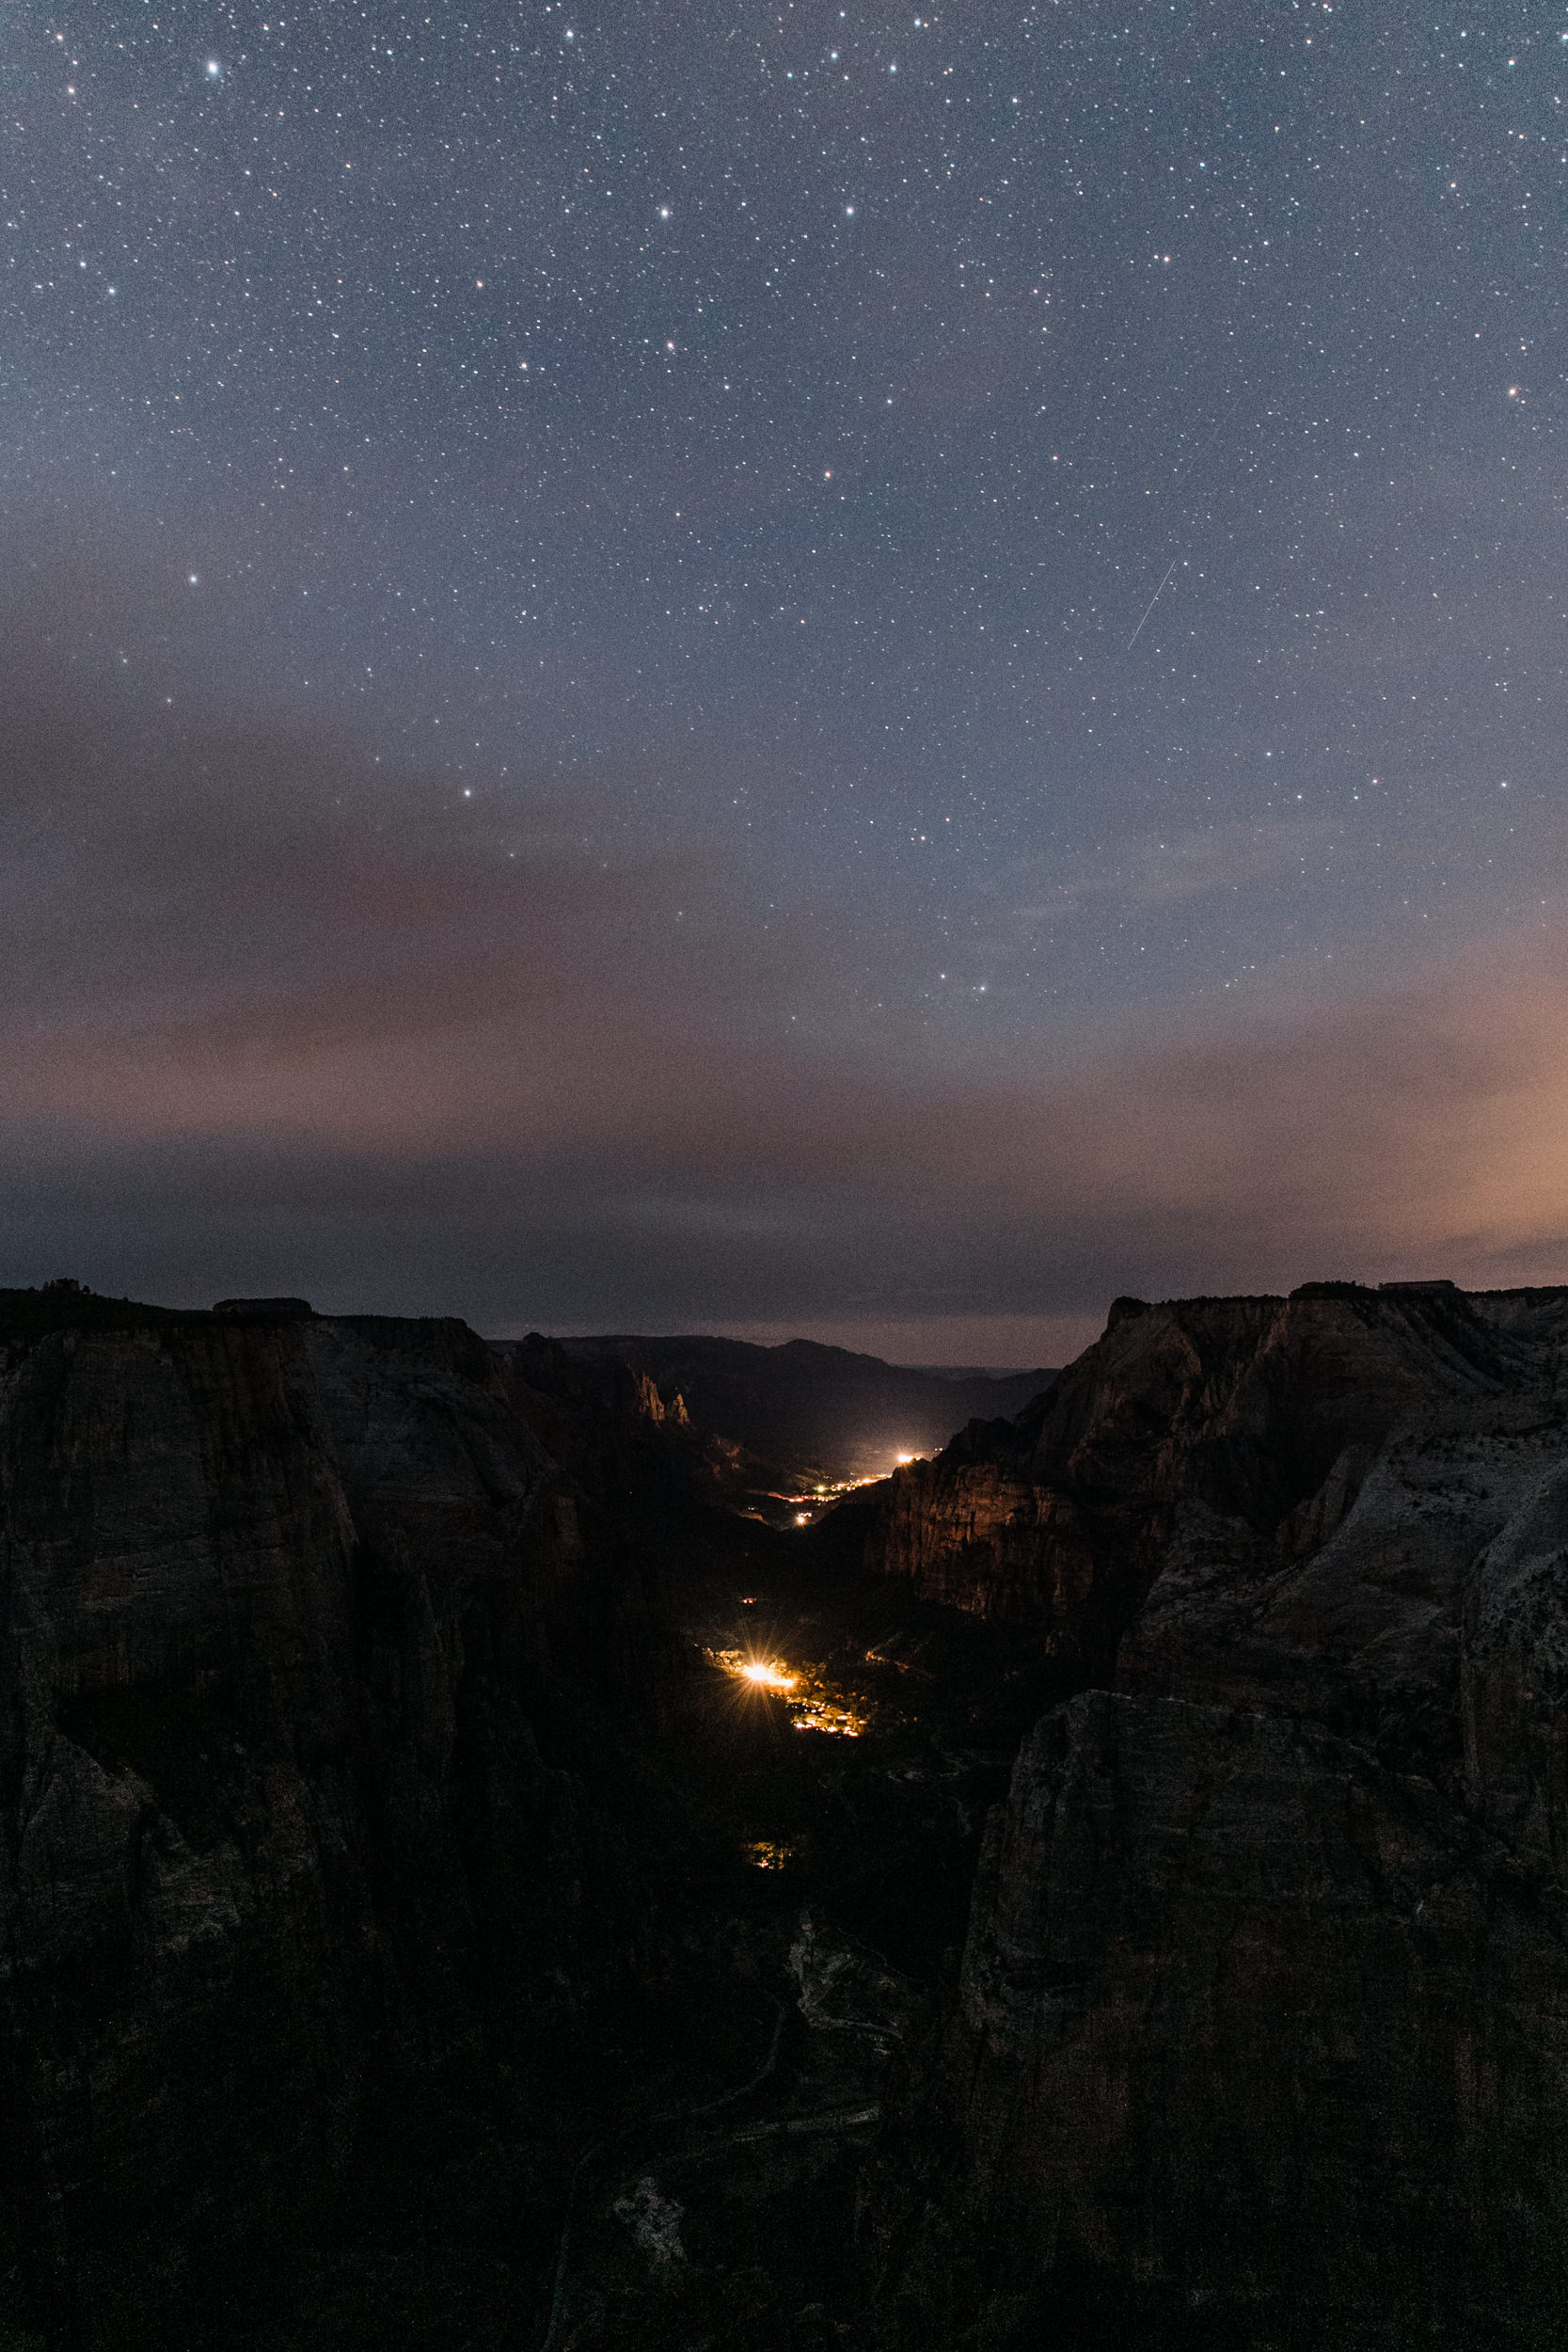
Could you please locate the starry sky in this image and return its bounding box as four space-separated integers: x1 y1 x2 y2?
3 0 1566 1361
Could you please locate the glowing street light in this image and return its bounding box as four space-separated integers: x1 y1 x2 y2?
742 1660 799 1692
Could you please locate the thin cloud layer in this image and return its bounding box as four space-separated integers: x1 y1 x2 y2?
4 579 1567 1354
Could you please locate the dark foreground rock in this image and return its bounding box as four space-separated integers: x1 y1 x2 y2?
862 1284 1568 2347
0 1290 692 2344
944 1691 1568 2340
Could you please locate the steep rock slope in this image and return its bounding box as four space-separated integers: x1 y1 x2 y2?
949 1687 1568 2339
877 1283 1568 2345
0 1291 672 2335
866 1283 1540 1645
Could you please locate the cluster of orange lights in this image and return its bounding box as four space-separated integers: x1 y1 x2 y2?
786 1454 919 1529
741 1660 799 1692
706 1645 864 1736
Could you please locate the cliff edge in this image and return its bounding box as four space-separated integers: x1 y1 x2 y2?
0 1290 678 2340
868 1282 1568 2347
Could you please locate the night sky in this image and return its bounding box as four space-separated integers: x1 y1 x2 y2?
3 0 1565 1361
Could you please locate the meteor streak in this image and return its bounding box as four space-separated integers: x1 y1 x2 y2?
1128 557 1179 649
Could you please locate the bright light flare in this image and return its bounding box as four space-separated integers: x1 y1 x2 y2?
704 1644 864 1735
742 1660 799 1692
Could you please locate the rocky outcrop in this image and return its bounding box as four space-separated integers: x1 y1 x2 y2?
491 1327 768 1568
0 1292 675 2337
873 1283 1568 2344
866 1283 1553 1648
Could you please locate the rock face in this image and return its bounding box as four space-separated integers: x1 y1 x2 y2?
877 1283 1568 2344
955 1691 1568 2338
0 1292 675 2335
866 1283 1546 1646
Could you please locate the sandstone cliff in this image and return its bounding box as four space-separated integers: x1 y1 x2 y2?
870 1282 1568 2345
866 1282 1548 1643
0 1290 678 2341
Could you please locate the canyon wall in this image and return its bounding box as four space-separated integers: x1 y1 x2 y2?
0 1292 679 2336
866 1282 1543 1640
872 1282 1568 2345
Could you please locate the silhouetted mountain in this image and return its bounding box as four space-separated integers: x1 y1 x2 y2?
555 1332 1057 1486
